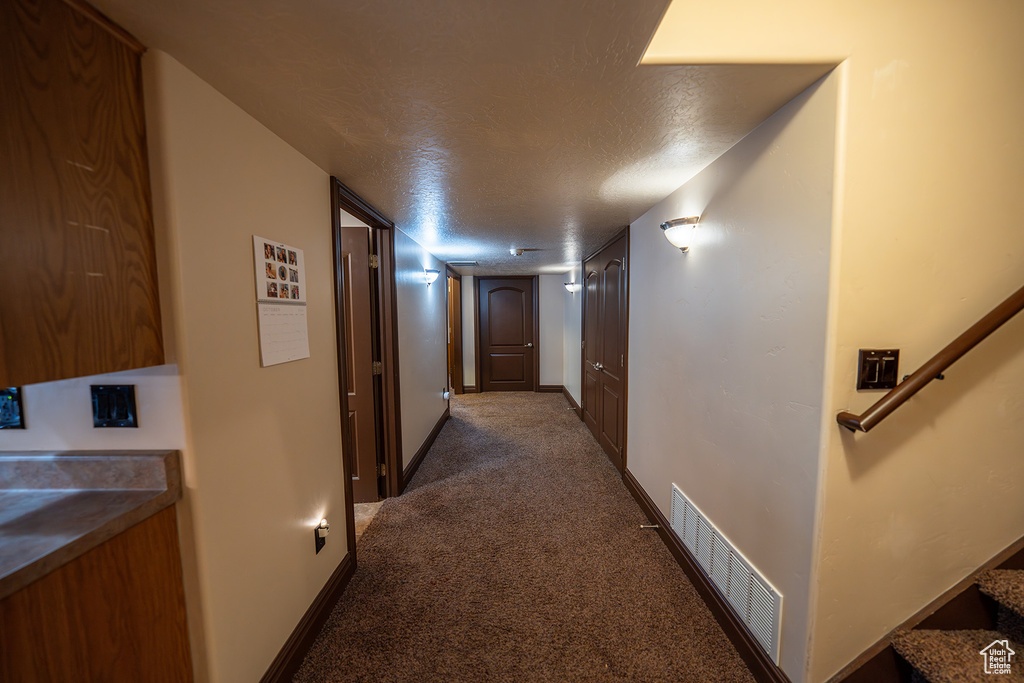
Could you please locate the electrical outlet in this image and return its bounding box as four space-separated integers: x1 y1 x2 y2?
0 387 25 429
314 528 326 554
314 519 330 554
91 385 138 428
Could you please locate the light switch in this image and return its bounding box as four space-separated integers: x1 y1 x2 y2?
857 349 900 390
91 385 138 428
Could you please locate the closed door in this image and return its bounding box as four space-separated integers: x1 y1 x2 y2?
478 277 536 392
340 226 380 502
582 233 628 471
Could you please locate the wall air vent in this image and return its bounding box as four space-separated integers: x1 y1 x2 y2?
669 483 783 664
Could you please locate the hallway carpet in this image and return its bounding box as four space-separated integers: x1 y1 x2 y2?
293 393 754 682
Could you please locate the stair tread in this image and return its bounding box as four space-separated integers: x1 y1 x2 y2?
979 569 1024 617
892 629 1024 681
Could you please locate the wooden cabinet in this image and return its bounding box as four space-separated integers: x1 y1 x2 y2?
0 506 194 681
0 0 164 387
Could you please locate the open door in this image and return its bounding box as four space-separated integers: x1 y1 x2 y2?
331 178 404 550
447 271 464 395
338 225 380 503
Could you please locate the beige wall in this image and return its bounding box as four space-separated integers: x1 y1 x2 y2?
393 229 448 471
0 364 185 452
562 265 583 405
144 51 348 682
646 2 1024 680
627 73 837 680
538 274 565 386
461 275 477 388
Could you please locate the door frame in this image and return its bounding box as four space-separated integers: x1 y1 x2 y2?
473 275 540 392
580 226 630 472
331 177 404 553
446 267 464 395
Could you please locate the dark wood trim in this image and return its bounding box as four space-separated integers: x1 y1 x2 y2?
259 552 356 683
463 385 480 394
1000 544 1024 569
330 177 403 502
533 275 540 390
400 407 450 493
329 179 358 556
379 227 404 498
838 283 1024 432
829 532 1024 682
562 386 582 418
62 0 146 54
621 227 630 471
579 256 588 432
473 275 539 392
914 584 997 631
473 280 481 395
333 178 395 229
580 227 630 472
622 468 790 683
537 385 562 393
447 269 464 395
583 225 631 264
836 646 912 683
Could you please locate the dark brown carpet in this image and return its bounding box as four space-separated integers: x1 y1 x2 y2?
293 392 754 682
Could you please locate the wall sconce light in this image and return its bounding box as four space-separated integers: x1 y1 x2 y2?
660 216 699 253
424 269 440 285
564 282 579 293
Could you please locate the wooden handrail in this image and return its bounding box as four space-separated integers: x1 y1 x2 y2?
837 283 1024 433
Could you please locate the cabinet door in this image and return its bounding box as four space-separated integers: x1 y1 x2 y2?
0 506 193 680
0 0 164 387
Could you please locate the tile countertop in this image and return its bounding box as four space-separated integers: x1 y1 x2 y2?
0 450 182 600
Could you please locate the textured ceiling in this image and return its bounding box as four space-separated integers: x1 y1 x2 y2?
92 0 832 274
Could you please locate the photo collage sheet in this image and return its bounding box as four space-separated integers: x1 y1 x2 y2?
258 239 305 302
252 235 310 366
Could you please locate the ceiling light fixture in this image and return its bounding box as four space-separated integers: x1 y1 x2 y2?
424 269 440 285
660 216 700 253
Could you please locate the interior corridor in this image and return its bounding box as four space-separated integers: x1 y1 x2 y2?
293 393 753 681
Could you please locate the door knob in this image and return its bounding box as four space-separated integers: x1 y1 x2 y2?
526 342 533 347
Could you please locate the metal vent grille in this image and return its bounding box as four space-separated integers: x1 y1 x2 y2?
669 484 783 664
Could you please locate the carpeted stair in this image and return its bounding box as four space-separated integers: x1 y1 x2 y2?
888 562 1024 682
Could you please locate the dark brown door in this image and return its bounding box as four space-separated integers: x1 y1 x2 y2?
447 274 464 394
582 233 628 471
478 277 536 392
340 226 380 502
